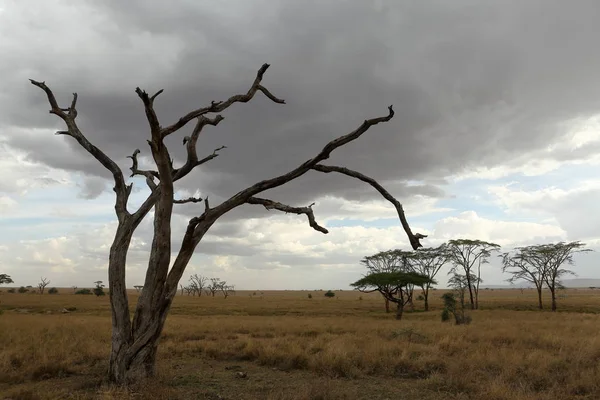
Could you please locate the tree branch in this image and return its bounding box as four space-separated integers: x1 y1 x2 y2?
247 197 328 234
30 79 131 221
135 87 163 140
206 106 408 241
173 116 225 181
311 164 426 249
127 149 158 190
174 196 203 204
160 63 285 138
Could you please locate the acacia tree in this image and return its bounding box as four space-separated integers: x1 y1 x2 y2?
0 274 13 285
38 277 50 294
351 271 433 320
500 246 547 309
31 64 425 385
447 239 500 310
359 250 415 313
528 242 590 311
409 245 450 311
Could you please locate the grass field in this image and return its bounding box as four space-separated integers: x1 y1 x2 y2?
1 288 599 399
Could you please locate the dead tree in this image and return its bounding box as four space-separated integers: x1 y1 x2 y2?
133 285 144 293
220 284 235 299
31 63 425 385
206 278 224 297
188 274 207 296
38 277 50 294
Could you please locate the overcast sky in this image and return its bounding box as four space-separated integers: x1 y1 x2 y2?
1 0 599 290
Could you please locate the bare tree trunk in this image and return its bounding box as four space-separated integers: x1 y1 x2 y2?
384 297 390 313
395 302 404 320
550 287 557 311
423 289 429 312
536 285 543 310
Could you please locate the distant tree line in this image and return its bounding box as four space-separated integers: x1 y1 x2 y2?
178 274 235 298
351 239 590 319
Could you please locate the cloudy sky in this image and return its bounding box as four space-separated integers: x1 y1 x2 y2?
1 0 599 290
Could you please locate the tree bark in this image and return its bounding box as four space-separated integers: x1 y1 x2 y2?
536 286 543 310
395 302 404 320
384 297 390 313
423 290 429 312
550 287 557 311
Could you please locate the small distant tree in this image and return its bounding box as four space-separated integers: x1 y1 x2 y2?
351 272 433 320
206 278 226 297
410 245 450 311
18 286 28 294
133 285 144 293
324 290 335 298
307 293 312 299
525 242 591 311
447 239 500 310
48 287 59 294
359 250 415 313
188 274 208 296
441 292 471 325
93 281 106 297
447 273 480 310
0 274 13 285
38 277 50 294
501 246 548 309
220 284 235 299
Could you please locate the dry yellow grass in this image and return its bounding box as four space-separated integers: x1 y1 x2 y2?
0 288 599 399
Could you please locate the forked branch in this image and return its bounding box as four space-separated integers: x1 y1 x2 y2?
247 197 328 234
312 164 426 249
161 63 285 138
128 149 159 190
29 79 130 220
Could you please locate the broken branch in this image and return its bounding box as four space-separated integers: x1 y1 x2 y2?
246 197 328 234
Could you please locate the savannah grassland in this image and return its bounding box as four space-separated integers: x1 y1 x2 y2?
1 288 599 400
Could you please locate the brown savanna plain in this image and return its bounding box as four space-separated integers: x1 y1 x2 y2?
1 288 599 399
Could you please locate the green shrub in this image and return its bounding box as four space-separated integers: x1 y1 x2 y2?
18 286 28 294
93 287 106 296
48 287 59 295
75 288 92 295
324 290 335 298
307 293 312 299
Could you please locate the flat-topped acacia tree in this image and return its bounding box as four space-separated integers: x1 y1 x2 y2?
31 64 426 385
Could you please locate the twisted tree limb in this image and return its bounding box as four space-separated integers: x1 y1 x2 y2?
247 197 328 234
311 164 426 249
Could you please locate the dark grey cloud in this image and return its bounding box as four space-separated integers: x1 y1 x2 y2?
3 0 600 212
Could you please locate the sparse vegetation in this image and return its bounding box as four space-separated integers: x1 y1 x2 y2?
0 274 13 285
324 290 335 298
93 281 105 297
0 288 599 399
75 288 93 295
48 287 59 295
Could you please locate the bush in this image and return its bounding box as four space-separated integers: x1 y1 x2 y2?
93 287 106 297
417 294 425 301
75 288 92 295
48 287 59 295
18 286 28 294
7 288 15 293
441 292 471 325
324 290 335 298
307 293 312 299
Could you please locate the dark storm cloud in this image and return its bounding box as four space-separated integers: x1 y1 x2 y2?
3 0 600 208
